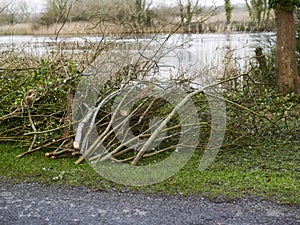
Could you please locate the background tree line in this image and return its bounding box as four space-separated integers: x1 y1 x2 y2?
0 0 214 30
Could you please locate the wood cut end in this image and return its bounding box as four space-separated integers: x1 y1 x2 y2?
73 141 80 149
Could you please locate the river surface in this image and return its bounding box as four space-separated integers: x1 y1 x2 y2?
0 33 275 84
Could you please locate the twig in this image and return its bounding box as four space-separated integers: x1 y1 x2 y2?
206 92 278 126
131 87 205 166
114 145 176 163
23 125 70 136
0 108 22 121
55 0 73 40
45 139 69 157
26 107 37 154
17 135 74 158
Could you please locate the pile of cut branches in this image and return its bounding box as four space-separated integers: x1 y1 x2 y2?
0 36 299 166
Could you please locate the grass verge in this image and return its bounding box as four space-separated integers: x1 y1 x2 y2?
0 140 299 205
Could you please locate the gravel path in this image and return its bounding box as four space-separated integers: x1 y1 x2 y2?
0 180 299 225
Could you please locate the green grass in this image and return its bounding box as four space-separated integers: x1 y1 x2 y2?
0 140 299 205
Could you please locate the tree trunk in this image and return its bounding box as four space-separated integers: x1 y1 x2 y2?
275 4 299 95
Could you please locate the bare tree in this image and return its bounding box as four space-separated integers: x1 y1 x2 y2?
0 0 17 25
0 0 34 24
0 0 13 14
18 1 32 23
245 0 271 29
179 0 201 25
178 0 216 26
224 0 234 24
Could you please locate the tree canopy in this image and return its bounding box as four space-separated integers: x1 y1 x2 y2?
269 0 300 10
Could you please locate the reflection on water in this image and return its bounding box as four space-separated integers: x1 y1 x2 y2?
0 33 275 85
149 33 275 86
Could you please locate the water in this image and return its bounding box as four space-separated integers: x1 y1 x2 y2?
143 33 275 85
0 33 275 84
